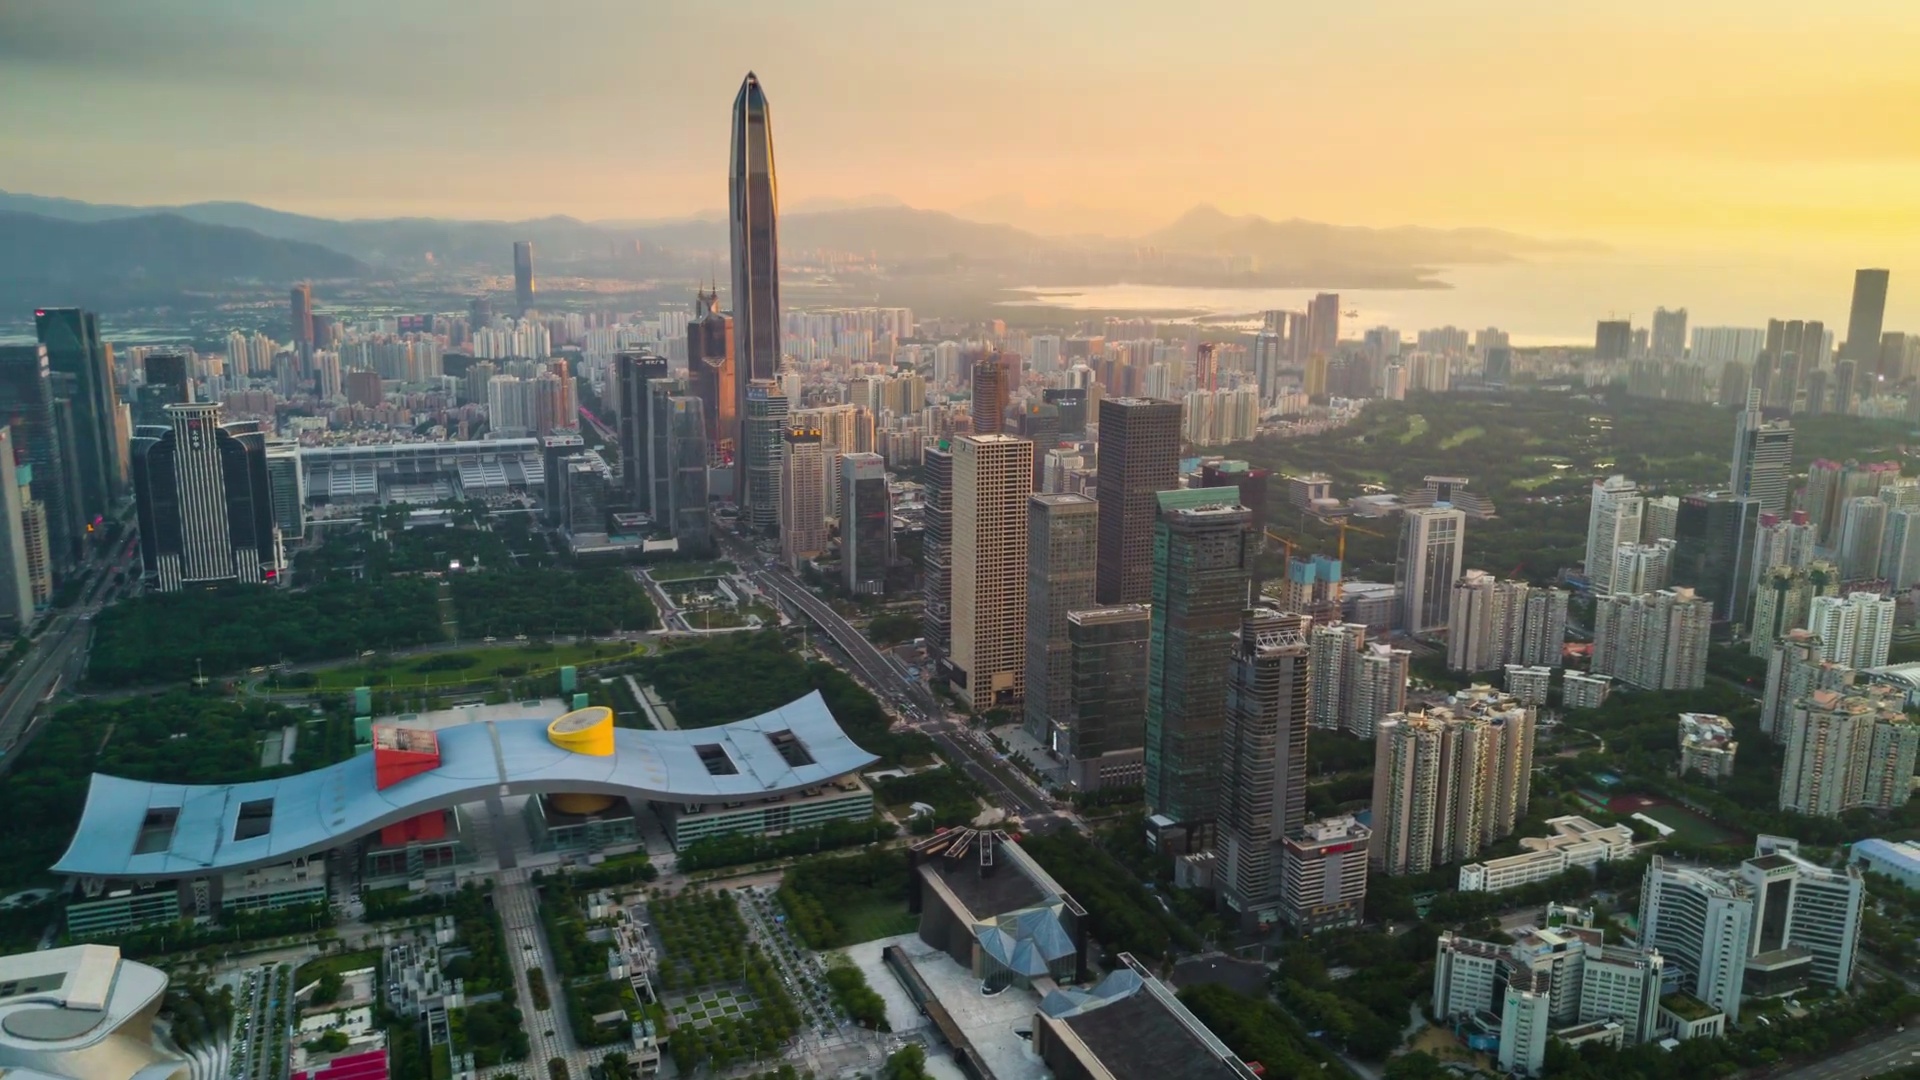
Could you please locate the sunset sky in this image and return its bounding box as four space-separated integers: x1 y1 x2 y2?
3 0 1918 262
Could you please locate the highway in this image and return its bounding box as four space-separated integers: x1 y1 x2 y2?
737 544 1066 832
1764 1025 1919 1080
0 544 133 769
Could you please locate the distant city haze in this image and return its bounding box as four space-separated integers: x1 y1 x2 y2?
3 2 1917 329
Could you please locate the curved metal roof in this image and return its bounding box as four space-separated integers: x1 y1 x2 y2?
54 691 876 880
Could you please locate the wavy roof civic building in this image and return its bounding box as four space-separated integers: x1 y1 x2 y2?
55 693 876 881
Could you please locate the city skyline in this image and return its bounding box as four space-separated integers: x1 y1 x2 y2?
3 3 1918 268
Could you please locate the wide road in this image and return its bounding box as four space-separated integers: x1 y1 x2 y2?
1765 1025 1920 1080
742 554 1066 832
0 545 132 766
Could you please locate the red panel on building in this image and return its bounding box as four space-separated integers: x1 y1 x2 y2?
371 726 441 790
378 811 449 847
293 1048 390 1080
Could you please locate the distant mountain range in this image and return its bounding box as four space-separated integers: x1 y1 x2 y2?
0 188 1601 306
0 210 365 309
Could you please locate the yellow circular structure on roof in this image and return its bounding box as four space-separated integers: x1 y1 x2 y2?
547 706 614 756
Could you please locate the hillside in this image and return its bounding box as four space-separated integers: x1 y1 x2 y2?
0 211 366 298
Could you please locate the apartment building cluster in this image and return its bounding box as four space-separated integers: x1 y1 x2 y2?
1369 685 1537 876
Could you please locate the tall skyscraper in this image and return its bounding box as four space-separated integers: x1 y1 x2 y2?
289 283 314 350
1095 398 1182 605
1143 489 1253 844
730 72 783 424
921 445 954 665
1593 319 1633 361
35 307 123 522
1674 491 1762 622
1063 605 1151 789
130 402 276 592
949 435 1033 712
841 453 892 596
1306 292 1341 359
1843 268 1890 365
512 241 535 314
1651 307 1688 361
1396 506 1465 634
1584 475 1644 594
971 351 1011 435
1024 494 1099 749
1043 387 1087 440
1218 606 1311 922
779 428 827 569
741 380 787 532
686 287 737 456
1013 402 1060 489
667 396 712 555
0 345 75 574
0 427 36 628
1729 390 1794 514
615 351 670 511
1370 691 1536 875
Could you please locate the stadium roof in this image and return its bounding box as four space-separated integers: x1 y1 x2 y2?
54 692 875 880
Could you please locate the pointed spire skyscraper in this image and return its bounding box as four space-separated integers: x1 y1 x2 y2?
730 72 782 516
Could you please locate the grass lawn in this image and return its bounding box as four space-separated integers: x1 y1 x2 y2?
837 901 918 945
1395 414 1429 443
1636 803 1745 845
311 642 645 692
295 948 382 985
650 560 738 582
1438 425 1486 450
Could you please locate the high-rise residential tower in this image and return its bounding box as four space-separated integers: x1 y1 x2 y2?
1585 475 1644 594
129 402 276 592
1651 307 1688 361
841 453 892 595
687 287 737 455
741 380 787 532
512 241 535 314
1024 494 1099 749
949 435 1033 712
1397 505 1465 634
1370 692 1535 875
1095 398 1182 605
779 428 827 569
1843 269 1890 367
1217 606 1311 923
289 283 314 350
1143 489 1253 845
730 73 782 405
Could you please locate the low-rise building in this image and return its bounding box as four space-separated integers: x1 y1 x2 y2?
1850 838 1920 891
1458 816 1635 893
0 944 188 1080
1678 712 1738 779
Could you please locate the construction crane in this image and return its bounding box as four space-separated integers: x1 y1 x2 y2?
1264 517 1387 601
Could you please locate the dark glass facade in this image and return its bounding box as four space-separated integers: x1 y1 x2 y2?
1095 397 1182 605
